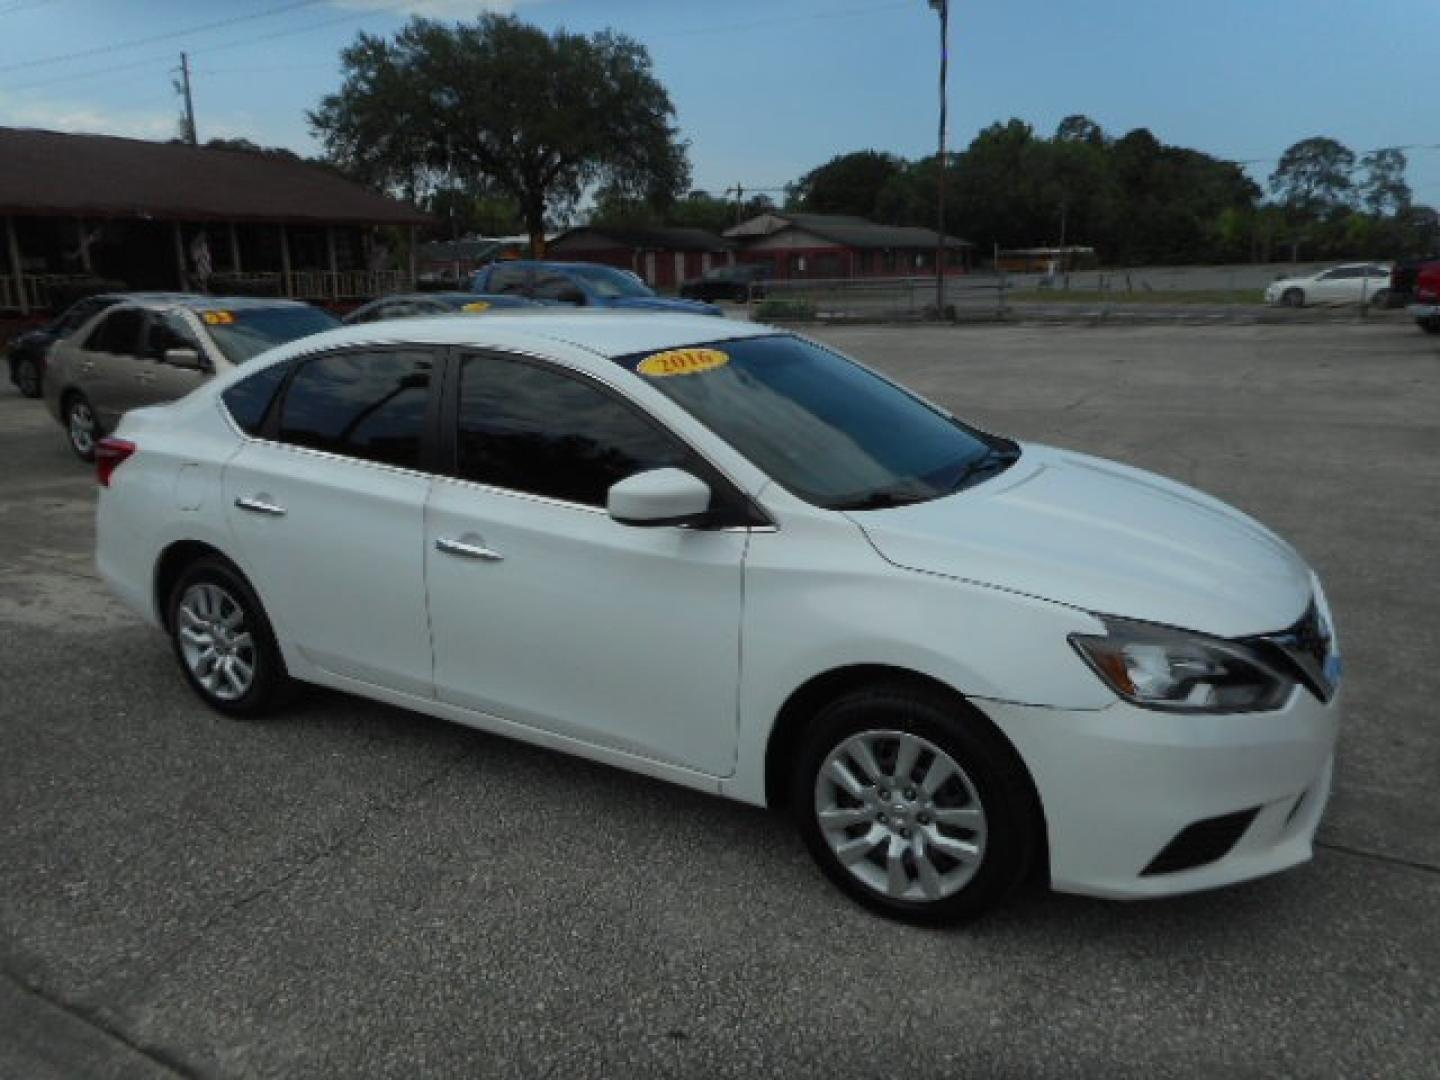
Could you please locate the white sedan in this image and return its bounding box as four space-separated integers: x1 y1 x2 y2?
93 312 1341 924
1264 263 1391 307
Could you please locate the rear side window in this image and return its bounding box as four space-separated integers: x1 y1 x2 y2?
486 265 530 296
221 360 292 436
85 309 145 354
277 349 434 469
454 353 689 507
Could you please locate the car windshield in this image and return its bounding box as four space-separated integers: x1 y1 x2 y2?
615 334 1015 510
198 306 340 365
567 265 656 299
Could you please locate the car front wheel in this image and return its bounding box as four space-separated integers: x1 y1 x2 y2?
792 683 1042 925
64 393 100 461
1282 288 1305 308
168 557 292 717
1421 318 1440 335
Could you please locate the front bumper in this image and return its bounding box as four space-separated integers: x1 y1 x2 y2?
981 685 1340 899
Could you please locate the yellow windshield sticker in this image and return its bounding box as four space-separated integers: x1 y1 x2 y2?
461 301 492 313
201 310 235 326
637 348 730 378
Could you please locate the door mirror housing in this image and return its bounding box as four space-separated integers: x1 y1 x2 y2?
164 347 209 372
608 468 713 527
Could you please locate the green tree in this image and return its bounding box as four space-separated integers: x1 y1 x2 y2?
1054 114 1106 147
786 150 906 218
309 15 690 255
1358 148 1411 216
1269 137 1356 213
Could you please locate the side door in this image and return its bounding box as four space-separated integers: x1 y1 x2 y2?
424 350 749 776
133 309 212 409
75 307 147 429
221 346 440 697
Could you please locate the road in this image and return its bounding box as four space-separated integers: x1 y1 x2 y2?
2 321 1438 1078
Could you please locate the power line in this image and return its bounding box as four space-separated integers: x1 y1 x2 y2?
1 9 376 92
0 0 327 73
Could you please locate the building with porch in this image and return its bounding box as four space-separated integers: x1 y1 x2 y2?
547 226 734 291
724 212 971 280
0 127 428 316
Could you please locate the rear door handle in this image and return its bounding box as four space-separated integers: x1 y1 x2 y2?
235 495 287 517
435 536 503 562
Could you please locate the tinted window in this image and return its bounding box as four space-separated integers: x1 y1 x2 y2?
85 309 145 354
278 350 434 469
486 265 530 295
55 297 109 336
533 271 584 303
614 334 1012 510
222 360 292 436
456 353 689 506
199 306 339 366
568 265 654 299
145 311 205 361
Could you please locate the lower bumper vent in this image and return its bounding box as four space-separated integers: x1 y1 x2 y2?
1141 807 1260 876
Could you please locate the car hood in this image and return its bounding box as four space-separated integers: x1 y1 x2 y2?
849 444 1312 638
603 296 722 316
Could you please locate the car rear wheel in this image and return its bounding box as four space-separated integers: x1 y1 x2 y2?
167 557 292 717
1421 318 1440 335
64 393 100 461
1282 288 1305 308
792 683 1042 925
1369 288 1390 308
14 357 41 398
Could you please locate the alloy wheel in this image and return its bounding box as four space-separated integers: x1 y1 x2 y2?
176 582 257 702
67 399 96 457
814 729 988 902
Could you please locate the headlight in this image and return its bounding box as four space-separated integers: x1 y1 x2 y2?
1069 617 1294 713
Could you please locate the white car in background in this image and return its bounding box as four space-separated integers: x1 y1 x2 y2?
1264 263 1391 307
92 312 1341 924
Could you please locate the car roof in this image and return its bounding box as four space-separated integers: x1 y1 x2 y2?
270 310 773 361
109 295 315 313
481 261 623 273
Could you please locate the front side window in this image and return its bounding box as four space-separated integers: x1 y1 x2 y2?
614 334 1013 510
455 353 689 507
566 265 654 299
533 271 585 303
199 306 339 366
145 311 205 362
277 350 434 469
85 309 145 355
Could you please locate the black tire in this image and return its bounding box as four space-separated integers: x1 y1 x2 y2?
1421 318 1440 335
791 682 1043 926
1282 288 1305 308
63 392 101 462
1369 288 1390 309
13 357 41 398
166 556 292 717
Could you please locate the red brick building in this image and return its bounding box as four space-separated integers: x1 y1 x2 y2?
548 226 734 291
724 212 971 280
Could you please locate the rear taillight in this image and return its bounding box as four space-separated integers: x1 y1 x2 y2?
95 437 136 487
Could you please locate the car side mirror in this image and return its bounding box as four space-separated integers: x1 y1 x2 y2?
164 347 209 372
608 468 713 527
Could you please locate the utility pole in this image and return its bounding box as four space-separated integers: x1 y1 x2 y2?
928 0 948 319
178 52 197 145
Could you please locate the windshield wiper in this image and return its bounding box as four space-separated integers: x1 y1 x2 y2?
947 447 1020 493
831 490 929 511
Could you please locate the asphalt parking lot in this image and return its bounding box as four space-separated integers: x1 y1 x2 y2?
2 320 1438 1078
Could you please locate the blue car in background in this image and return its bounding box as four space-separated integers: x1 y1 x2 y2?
470 261 724 316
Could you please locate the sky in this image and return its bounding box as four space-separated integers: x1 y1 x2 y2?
2 0 1437 209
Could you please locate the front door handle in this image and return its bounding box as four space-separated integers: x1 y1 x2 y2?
435 535 503 562
235 495 287 517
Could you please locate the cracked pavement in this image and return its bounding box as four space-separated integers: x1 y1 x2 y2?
2 321 1437 1078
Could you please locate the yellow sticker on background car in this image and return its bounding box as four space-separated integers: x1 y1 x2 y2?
201 311 235 325
461 301 491 313
637 348 730 378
